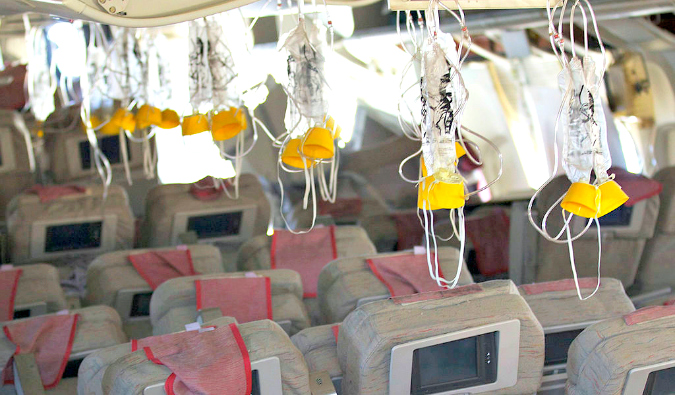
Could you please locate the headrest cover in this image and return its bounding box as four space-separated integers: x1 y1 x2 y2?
611 167 663 207
195 277 273 324
391 283 483 305
271 226 337 298
623 305 675 326
2 314 79 389
0 268 22 321
367 253 446 297
138 323 252 394
521 278 599 295
26 185 87 203
189 177 226 201
465 208 510 276
129 250 197 290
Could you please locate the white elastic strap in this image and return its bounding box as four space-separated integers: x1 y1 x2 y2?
12 112 36 172
120 131 133 185
565 214 602 300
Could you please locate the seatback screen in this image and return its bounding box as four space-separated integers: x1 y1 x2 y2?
643 366 675 395
411 332 498 394
544 329 585 366
79 135 131 170
130 291 153 317
45 222 103 253
598 205 633 227
187 211 243 240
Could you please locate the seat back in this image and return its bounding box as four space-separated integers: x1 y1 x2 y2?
85 245 224 325
317 247 474 324
100 319 311 395
149 270 309 335
0 111 36 222
0 306 127 393
337 280 544 395
12 263 68 318
637 166 675 289
6 184 134 264
566 306 675 394
518 278 635 394
533 174 659 287
141 174 270 257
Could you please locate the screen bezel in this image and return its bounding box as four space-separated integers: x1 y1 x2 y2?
29 215 118 260
542 321 598 371
13 301 47 319
65 133 143 180
115 287 154 322
389 319 521 395
142 356 283 395
170 205 257 245
623 359 675 395
0 127 17 174
571 199 646 237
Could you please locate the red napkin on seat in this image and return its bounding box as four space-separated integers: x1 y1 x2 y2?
129 250 197 290
0 269 22 321
189 177 226 201
140 323 251 395
367 253 446 297
271 226 337 298
2 314 79 389
195 277 272 324
27 185 86 203
521 278 600 295
611 167 663 207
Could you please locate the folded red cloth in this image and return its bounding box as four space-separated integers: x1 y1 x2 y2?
465 208 510 276
189 177 226 201
27 185 86 203
624 305 675 326
0 269 22 321
367 253 446 297
610 167 663 207
2 314 79 389
271 226 337 298
391 284 483 305
140 323 251 395
520 278 600 295
331 324 340 344
195 277 272 324
129 250 197 290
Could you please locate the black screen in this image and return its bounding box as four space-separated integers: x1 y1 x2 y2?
251 369 260 395
411 332 498 394
597 205 633 227
643 366 675 395
130 292 153 317
187 211 243 239
62 358 84 379
0 144 3 166
13 309 30 319
79 135 131 170
544 329 585 366
44 222 103 253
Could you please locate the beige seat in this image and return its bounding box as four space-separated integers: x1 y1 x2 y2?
636 167 675 293
77 316 238 395
0 110 36 222
0 306 127 395
149 270 310 336
98 318 313 395
6 184 135 265
317 247 474 324
295 280 545 395
238 225 376 324
517 278 635 395
85 245 224 339
532 174 659 287
141 174 270 269
12 263 69 318
566 306 675 394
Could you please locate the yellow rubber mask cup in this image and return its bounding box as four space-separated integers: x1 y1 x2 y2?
101 109 132 135
418 159 465 210
282 139 314 169
158 109 180 129
325 117 341 140
182 114 210 136
136 105 162 130
597 180 629 217
301 127 334 159
212 108 247 141
561 182 601 218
